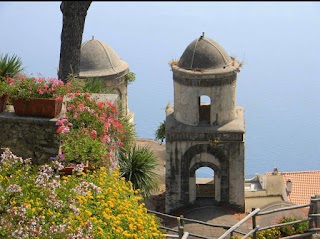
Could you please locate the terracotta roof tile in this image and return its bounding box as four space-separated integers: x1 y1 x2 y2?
266 170 320 205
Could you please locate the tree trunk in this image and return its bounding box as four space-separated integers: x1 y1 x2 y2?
58 1 92 83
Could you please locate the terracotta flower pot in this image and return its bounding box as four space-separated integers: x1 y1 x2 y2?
59 161 89 175
11 97 63 118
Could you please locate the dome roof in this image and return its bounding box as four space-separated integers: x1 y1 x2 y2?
79 37 128 78
179 34 232 70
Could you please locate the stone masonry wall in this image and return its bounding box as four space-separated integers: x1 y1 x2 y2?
0 108 60 165
0 94 119 165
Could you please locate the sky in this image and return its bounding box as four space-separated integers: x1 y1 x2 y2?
1 2 320 176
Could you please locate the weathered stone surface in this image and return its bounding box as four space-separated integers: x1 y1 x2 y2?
79 38 129 116
165 35 245 213
0 109 60 164
0 94 121 165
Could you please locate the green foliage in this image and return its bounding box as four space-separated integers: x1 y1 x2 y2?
65 74 110 94
125 69 136 85
231 228 281 239
83 78 111 93
155 120 166 144
61 128 110 166
119 145 160 198
118 113 136 149
231 216 309 239
0 53 24 79
65 73 86 92
278 216 309 237
0 81 8 95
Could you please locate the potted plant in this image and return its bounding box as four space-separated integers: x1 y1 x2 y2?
7 75 70 118
55 93 125 172
0 53 24 112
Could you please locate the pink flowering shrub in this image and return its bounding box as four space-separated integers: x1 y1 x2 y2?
55 93 125 169
0 148 164 239
6 74 70 100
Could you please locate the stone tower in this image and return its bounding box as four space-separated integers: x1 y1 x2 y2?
79 37 129 116
165 34 245 213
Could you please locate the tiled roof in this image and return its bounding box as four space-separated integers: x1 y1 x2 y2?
266 171 320 205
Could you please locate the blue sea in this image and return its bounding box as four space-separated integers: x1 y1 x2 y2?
1 2 319 178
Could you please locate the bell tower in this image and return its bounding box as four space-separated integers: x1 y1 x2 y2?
165 33 245 213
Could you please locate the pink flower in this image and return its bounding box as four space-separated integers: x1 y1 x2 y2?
78 104 85 111
56 118 68 126
91 130 97 139
56 126 70 134
107 101 114 107
37 87 44 95
101 135 110 143
6 77 14 84
98 102 104 108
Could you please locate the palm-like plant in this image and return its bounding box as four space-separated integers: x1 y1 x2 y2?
119 145 160 197
0 53 24 79
0 53 24 112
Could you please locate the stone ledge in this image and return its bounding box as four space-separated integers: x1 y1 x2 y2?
165 107 245 142
173 74 236 87
0 110 59 125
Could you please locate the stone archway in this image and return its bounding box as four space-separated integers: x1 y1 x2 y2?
181 144 229 206
189 159 221 204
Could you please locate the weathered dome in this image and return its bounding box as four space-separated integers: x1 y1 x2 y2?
79 37 128 78
179 34 232 70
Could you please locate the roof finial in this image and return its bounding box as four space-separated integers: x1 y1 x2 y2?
92 36 94 40
201 32 205 38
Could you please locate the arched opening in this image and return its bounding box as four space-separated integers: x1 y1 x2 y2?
195 167 215 198
198 95 211 125
188 152 223 205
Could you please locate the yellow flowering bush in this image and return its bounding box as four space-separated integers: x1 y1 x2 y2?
0 148 164 239
231 228 281 239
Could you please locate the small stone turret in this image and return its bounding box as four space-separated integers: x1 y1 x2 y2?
171 33 240 126
79 37 129 115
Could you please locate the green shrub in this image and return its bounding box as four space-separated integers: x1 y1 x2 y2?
155 120 165 144
231 228 280 239
119 145 160 198
278 216 309 236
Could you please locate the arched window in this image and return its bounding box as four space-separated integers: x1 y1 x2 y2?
198 95 211 125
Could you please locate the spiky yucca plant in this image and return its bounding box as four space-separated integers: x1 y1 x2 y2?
0 53 24 79
119 145 160 198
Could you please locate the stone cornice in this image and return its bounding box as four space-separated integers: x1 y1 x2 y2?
166 131 244 142
173 74 236 87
